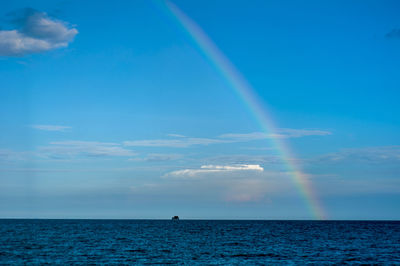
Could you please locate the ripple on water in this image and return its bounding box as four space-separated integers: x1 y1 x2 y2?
0 220 399 264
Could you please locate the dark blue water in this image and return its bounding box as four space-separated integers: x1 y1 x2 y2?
1 220 399 264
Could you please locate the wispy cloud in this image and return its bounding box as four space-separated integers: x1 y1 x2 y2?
0 149 32 162
277 128 332 137
165 164 263 178
204 155 284 165
223 179 270 202
129 153 181 162
39 141 136 159
220 129 331 141
31 125 71 131
124 137 227 148
0 168 75 173
167 134 186 138
218 132 269 141
385 28 400 39
314 146 400 164
124 128 331 148
0 8 78 56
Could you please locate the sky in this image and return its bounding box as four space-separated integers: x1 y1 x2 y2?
0 0 399 219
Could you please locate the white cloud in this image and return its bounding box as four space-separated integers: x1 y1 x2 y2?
220 129 331 141
278 128 332 138
0 168 74 173
165 164 263 178
124 129 331 148
0 149 32 162
31 125 71 131
129 153 181 162
223 179 269 202
124 137 227 148
219 132 269 140
167 134 186 138
0 9 77 56
201 164 264 171
204 155 284 165
40 141 136 159
144 166 292 203
315 146 400 164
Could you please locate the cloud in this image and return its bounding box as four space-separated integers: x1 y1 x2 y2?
165 164 263 178
385 28 400 39
124 137 227 148
151 166 292 203
31 125 71 131
220 129 331 141
204 155 284 165
314 146 400 164
128 176 274 203
219 132 269 141
124 128 331 148
167 134 186 138
0 168 74 173
0 8 78 56
39 141 137 159
129 153 181 162
223 179 270 202
277 128 331 137
202 164 264 171
0 149 32 162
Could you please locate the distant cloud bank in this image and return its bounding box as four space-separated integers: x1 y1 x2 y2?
0 8 78 56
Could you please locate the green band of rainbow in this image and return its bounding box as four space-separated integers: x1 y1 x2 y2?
158 1 326 220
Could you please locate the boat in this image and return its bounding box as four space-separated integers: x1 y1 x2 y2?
172 216 179 220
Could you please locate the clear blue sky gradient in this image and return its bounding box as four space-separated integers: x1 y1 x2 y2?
0 0 399 219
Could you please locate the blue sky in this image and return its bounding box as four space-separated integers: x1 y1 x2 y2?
0 0 399 219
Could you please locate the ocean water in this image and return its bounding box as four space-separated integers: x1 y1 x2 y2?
0 220 399 264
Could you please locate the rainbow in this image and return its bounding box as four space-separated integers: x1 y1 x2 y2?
158 1 326 220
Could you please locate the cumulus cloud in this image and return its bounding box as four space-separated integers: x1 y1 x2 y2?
125 128 331 148
149 166 292 203
0 8 78 56
39 141 136 159
385 28 400 39
165 164 263 178
31 125 71 131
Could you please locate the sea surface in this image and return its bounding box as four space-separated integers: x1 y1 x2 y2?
0 219 399 264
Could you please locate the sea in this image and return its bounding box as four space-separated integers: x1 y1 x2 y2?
0 219 399 264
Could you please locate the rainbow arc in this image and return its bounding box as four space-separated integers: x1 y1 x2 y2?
158 1 326 220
